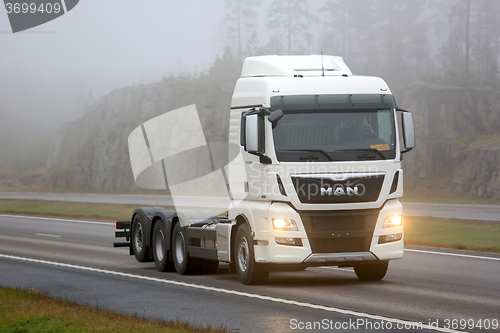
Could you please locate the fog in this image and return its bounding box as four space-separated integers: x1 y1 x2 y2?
0 1 228 138
1 0 499 171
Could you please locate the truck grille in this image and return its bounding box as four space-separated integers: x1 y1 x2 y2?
292 173 384 204
299 209 379 253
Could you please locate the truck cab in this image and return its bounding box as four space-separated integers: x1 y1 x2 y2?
226 55 415 283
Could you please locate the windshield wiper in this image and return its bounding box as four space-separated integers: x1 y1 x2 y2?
277 149 332 161
334 148 387 160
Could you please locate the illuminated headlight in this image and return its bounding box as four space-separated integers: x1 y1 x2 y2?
272 218 298 231
383 215 402 228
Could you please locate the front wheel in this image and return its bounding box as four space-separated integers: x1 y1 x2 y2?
152 222 175 272
353 262 389 281
234 224 269 285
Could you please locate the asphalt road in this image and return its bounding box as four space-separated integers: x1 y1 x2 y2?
1 191 500 221
0 213 499 333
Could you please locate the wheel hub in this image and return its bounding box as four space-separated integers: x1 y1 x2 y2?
237 237 249 273
134 222 143 252
156 229 165 261
175 231 185 264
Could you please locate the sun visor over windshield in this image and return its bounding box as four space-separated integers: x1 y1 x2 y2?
270 94 396 111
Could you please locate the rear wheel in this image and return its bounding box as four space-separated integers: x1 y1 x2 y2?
234 223 269 285
172 222 201 275
152 221 175 272
354 262 389 281
132 215 150 262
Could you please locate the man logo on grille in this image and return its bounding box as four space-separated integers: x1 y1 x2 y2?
321 185 360 196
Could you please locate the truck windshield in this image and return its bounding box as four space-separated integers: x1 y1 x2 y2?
272 109 396 162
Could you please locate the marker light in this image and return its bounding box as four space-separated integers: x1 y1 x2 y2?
272 218 298 231
378 233 402 244
275 237 303 246
383 215 402 228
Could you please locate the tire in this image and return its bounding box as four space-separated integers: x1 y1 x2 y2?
234 223 269 285
152 221 175 272
354 262 389 281
172 222 201 275
132 215 150 262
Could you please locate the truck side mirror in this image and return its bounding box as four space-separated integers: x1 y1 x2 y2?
400 111 415 153
242 112 272 164
268 109 283 129
244 114 261 153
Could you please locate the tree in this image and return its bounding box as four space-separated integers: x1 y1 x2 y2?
370 0 428 85
223 0 261 61
320 0 429 84
265 0 316 55
470 0 500 87
319 0 377 73
438 0 499 87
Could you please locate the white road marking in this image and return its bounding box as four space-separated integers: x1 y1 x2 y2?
405 249 500 261
0 254 467 333
0 214 114 226
35 233 61 238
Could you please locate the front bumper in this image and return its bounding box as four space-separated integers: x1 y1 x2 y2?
262 199 404 265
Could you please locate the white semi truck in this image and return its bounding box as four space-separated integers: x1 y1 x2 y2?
114 55 415 285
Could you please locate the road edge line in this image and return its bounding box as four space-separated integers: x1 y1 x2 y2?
0 254 467 333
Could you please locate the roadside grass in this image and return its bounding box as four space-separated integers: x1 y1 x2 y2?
458 132 500 150
404 216 500 253
1 199 499 253
0 199 158 221
402 175 500 206
400 193 500 206
0 287 227 333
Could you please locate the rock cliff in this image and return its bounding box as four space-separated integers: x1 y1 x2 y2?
398 83 500 198
45 75 236 192
45 79 500 197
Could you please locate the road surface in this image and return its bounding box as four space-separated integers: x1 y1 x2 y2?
0 213 499 333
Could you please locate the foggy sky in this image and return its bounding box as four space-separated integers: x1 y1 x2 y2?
0 1 228 137
1 0 498 144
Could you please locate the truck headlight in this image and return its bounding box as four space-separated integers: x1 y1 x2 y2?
272 218 298 231
383 215 402 228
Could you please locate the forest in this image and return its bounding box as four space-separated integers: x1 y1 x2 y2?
1 0 500 199
220 0 499 89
